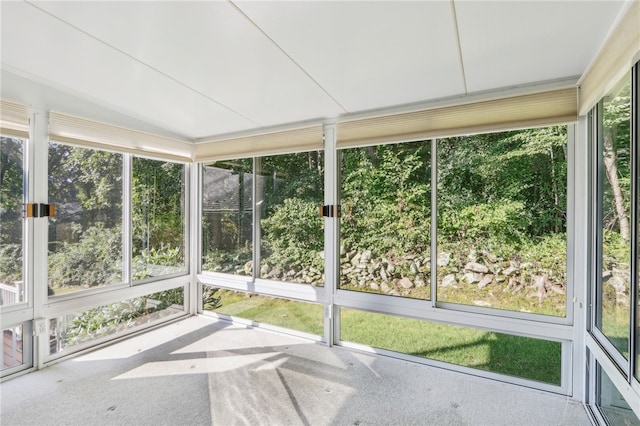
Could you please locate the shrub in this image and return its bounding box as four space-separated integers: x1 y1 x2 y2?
0 243 22 284
66 298 147 345
48 224 122 289
202 250 252 273
261 198 324 270
133 245 183 280
439 200 528 248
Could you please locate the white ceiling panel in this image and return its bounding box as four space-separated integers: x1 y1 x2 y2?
30 1 346 128
455 0 626 93
234 0 466 113
1 1 257 139
0 0 632 142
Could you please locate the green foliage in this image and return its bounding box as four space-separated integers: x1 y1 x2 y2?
48 224 122 288
132 158 184 256
438 127 567 237
261 151 323 203
1 138 24 284
202 249 252 273
202 286 222 311
340 142 431 257
0 137 24 214
66 298 148 345
521 233 567 281
0 243 22 283
261 198 323 270
133 245 183 280
146 287 184 309
439 200 528 247
601 229 631 267
65 289 183 346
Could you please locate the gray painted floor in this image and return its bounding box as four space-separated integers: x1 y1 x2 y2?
1 316 591 426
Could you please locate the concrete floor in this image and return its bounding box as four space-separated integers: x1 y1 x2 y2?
0 315 591 426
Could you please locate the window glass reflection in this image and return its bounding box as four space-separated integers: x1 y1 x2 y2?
48 143 123 295
0 136 25 306
202 159 253 275
132 157 186 281
341 308 561 385
340 141 431 299
597 363 640 425
258 152 324 286
437 127 567 316
597 72 631 359
203 285 323 336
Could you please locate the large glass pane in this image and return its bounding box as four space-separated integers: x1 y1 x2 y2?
597 363 640 425
202 285 323 336
48 143 123 296
341 308 561 385
597 72 631 359
0 136 25 306
132 157 186 281
437 127 567 316
202 159 253 275
50 288 183 355
340 141 431 299
258 152 324 285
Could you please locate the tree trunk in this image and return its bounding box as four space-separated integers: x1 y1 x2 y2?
602 129 630 241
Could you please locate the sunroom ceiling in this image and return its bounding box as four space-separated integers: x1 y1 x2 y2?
0 1 628 142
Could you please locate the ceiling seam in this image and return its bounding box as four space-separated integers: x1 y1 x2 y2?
228 0 349 114
23 0 263 129
450 0 469 95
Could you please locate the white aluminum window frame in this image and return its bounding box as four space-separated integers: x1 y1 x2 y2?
585 61 640 422
197 121 578 396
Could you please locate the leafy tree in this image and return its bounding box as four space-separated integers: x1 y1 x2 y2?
132 158 185 274
49 143 122 229
0 137 24 284
340 141 431 258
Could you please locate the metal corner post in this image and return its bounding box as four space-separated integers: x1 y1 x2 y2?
323 123 338 346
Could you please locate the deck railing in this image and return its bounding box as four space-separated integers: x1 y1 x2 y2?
0 281 23 306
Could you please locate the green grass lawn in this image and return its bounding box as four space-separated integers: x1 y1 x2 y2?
207 288 562 385
341 308 561 385
212 290 324 336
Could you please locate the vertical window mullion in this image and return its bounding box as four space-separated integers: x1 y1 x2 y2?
595 101 605 335
123 154 132 286
430 138 437 306
253 157 260 280
630 63 639 383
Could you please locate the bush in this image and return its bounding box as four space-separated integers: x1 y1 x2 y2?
133 245 183 280
439 200 528 249
202 250 252 273
522 233 567 281
48 224 122 289
65 288 184 346
66 298 148 345
261 198 324 270
0 243 22 284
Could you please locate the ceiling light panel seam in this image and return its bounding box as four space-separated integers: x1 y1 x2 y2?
23 0 262 128
450 0 468 95
229 0 349 114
